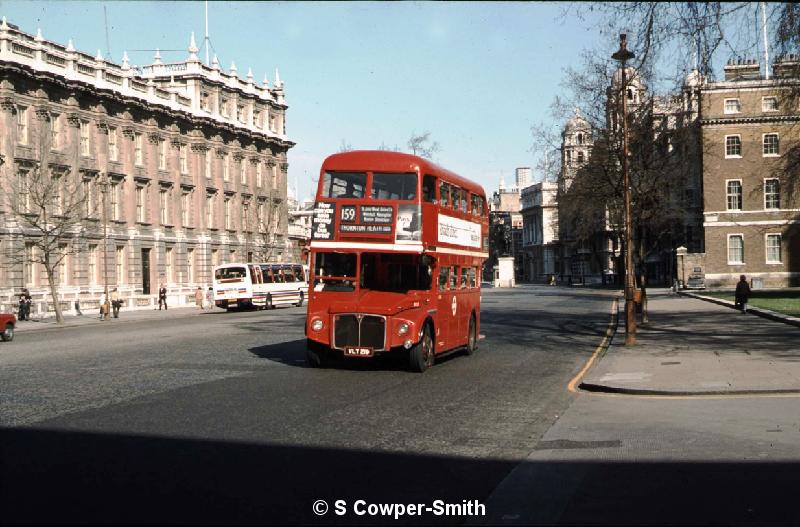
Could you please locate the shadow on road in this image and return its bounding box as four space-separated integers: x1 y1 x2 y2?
1 427 799 525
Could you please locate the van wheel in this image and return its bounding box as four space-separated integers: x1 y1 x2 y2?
409 324 434 372
1 323 14 342
465 314 477 355
296 291 304 307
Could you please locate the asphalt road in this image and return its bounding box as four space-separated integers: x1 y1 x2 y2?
0 285 614 525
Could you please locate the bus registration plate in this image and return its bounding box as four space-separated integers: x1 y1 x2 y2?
344 347 373 358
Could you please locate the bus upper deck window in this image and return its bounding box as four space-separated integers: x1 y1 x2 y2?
451 188 462 211
439 182 451 208
422 175 436 203
371 172 417 200
322 171 367 199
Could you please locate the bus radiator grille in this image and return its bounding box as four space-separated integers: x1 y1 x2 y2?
333 315 385 351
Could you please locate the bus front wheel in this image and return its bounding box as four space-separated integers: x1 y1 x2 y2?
409 325 434 373
306 340 328 368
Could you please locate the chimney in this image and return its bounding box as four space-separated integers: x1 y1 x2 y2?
723 58 761 81
773 54 800 79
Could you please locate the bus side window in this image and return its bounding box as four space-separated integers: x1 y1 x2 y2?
438 267 449 291
469 267 477 288
450 187 460 210
459 267 467 289
440 182 450 209
423 175 437 204
449 266 457 289
295 265 305 282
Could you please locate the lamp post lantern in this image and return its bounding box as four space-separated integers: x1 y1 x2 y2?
612 33 637 346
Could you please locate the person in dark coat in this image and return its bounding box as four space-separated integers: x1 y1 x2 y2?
158 284 168 310
734 274 751 313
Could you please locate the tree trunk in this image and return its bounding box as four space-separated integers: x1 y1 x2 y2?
44 262 64 324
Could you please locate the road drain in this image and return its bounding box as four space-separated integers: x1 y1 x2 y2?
534 439 621 450
661 361 681 365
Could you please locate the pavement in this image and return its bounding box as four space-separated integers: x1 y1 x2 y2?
580 288 800 395
12 304 216 333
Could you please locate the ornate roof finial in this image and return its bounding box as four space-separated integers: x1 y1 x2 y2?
274 68 282 88
211 53 220 70
187 32 199 62
35 28 44 42
96 49 104 62
1 17 9 30
153 48 162 65
246 67 254 83
230 61 238 75
122 51 130 70
262 73 269 87
66 39 75 52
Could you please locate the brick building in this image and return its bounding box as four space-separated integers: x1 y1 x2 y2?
0 19 294 314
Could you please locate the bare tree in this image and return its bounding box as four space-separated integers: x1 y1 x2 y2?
338 139 353 153
3 115 91 324
407 131 441 159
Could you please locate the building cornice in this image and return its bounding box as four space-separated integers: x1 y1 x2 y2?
700 114 800 127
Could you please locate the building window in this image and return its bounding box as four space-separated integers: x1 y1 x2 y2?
181 190 191 226
257 201 265 230
224 197 232 229
763 133 779 156
206 194 214 228
271 163 278 188
724 98 741 114
80 120 90 156
110 181 120 221
179 144 188 174
223 153 229 182
24 243 36 286
764 179 780 210
187 248 195 283
566 150 572 164
220 97 229 117
727 234 744 264
116 246 126 284
256 162 262 187
766 234 782 263
577 151 585 164
205 150 212 179
88 244 98 285
50 114 61 150
17 106 29 145
136 186 146 222
762 96 778 112
211 249 219 268
83 179 94 218
269 113 276 133
134 133 143 166
725 135 742 158
160 188 170 225
108 127 118 161
158 140 167 170
242 203 250 231
237 104 245 123
201 91 211 112
165 247 174 282
726 180 742 211
240 160 247 185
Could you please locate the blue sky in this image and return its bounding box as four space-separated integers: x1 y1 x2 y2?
0 1 672 201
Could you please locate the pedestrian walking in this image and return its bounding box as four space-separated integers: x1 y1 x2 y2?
195 286 204 310
18 293 27 321
21 288 31 320
206 286 214 310
735 274 751 314
158 284 168 310
99 290 109 321
111 287 121 318
74 299 83 316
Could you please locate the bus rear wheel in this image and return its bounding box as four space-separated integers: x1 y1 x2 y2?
409 325 434 373
464 314 477 355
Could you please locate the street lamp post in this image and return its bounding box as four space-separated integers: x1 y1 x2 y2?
612 33 637 346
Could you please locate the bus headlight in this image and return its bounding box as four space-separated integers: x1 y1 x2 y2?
311 318 324 332
398 322 409 336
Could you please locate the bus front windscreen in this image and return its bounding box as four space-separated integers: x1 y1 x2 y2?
313 252 357 292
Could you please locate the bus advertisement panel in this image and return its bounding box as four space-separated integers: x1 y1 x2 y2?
305 151 488 372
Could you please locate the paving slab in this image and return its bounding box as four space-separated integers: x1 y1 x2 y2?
580 290 800 395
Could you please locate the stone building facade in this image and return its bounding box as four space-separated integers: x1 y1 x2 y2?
520 180 558 282
0 19 294 314
700 56 800 288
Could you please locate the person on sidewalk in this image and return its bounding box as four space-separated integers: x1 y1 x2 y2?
195 287 204 310
99 290 109 321
158 284 168 310
74 299 83 316
735 274 751 314
18 293 27 321
110 288 121 318
206 286 214 310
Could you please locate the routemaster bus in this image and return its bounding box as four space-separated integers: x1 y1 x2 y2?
305 151 489 372
213 262 308 310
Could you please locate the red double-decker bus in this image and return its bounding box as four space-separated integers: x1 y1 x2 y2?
305 151 489 372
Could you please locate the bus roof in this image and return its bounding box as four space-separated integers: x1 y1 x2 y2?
320 150 486 199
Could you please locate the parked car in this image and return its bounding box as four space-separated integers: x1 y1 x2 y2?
0 313 16 342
